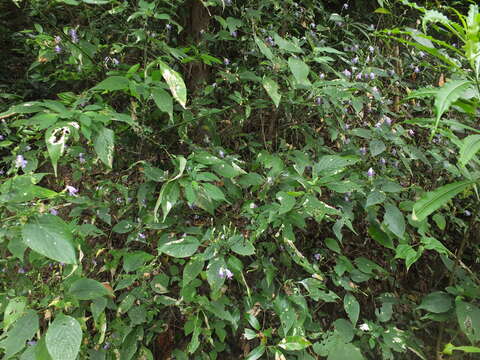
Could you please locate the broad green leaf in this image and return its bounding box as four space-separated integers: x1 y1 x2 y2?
412 180 476 221
69 278 111 300
94 76 129 91
206 257 227 293
151 87 173 121
254 36 274 60
384 203 405 239
366 190 386 207
417 291 452 313
94 127 114 168
277 191 295 214
230 238 255 256
202 183 227 202
432 213 446 230
46 315 82 360
344 293 360 326
278 336 312 351
1 310 38 359
245 345 265 360
3 297 27 331
328 343 364 360
158 235 200 258
22 214 77 264
432 80 472 137
459 134 480 166
123 251 154 272
183 258 204 285
443 343 480 355
333 318 354 343
158 181 180 221
262 77 281 107
158 61 187 108
369 139 386 156
456 300 480 343
273 33 303 53
288 56 311 86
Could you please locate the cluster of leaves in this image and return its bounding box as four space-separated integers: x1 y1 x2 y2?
0 0 479 359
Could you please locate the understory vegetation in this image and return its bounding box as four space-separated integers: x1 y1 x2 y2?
1 0 480 359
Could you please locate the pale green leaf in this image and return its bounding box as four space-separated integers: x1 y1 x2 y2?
151 87 173 121
46 315 82 360
288 56 311 86
94 76 129 91
94 127 114 168
262 77 281 107
344 293 360 326
459 134 480 166
158 236 200 258
158 61 187 108
69 278 111 300
384 203 405 239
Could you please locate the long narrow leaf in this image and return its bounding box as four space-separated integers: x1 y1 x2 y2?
459 135 480 166
412 180 476 221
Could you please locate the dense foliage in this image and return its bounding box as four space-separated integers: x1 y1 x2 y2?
0 0 479 359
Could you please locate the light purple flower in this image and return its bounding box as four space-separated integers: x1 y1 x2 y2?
388 69 395 76
414 66 420 73
103 342 111 350
375 121 382 128
0 135 4 140
231 31 238 37
138 233 146 239
356 73 363 80
27 340 37 346
367 167 375 177
219 150 225 158
391 148 397 156
18 268 26 274
69 29 79 43
223 58 230 66
384 116 392 125
314 253 321 261
15 155 27 169
335 21 343 27
319 73 325 80
166 24 172 31
78 153 85 163
380 157 386 165
342 3 349 10
225 0 232 5
408 129 415 136
50 209 58 216
465 210 472 216
351 57 359 64
359 147 367 155
54 45 62 53
54 35 61 43
65 185 78 196
112 58 120 66
343 69 351 77
368 45 375 53
369 72 375 80
372 86 379 93
315 97 322 105
418 51 425 58
266 36 274 46
219 267 233 279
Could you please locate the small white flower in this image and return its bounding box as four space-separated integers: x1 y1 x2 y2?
359 323 370 331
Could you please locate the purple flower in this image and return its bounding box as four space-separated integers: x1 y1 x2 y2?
408 129 415 136
352 44 359 51
367 167 375 177
165 23 172 31
112 58 119 66
388 69 395 76
352 57 359 64
54 45 62 53
138 233 146 239
219 267 233 279
54 35 61 43
335 21 343 27
18 268 26 274
380 157 386 165
391 148 397 156
369 72 375 80
343 69 351 77
314 253 321 261
315 97 322 105
27 340 37 346
103 342 111 350
356 72 363 80
69 29 78 43
372 86 379 93
342 3 349 10
418 51 425 58
465 210 472 216
359 147 367 155
15 155 27 169
231 31 238 37
50 209 58 216
223 58 230 66
319 73 325 80
0 135 4 140
414 66 420 73
78 153 85 163
65 185 78 196
375 122 382 128
368 45 375 53
384 116 392 125
266 36 274 46
225 0 232 5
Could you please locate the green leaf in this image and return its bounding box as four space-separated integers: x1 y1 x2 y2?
417 291 453 313
412 180 476 221
374 7 391 14
69 278 111 300
254 36 274 60
459 134 480 166
151 87 173 121
344 293 360 326
22 214 77 264
94 127 114 168
158 235 200 258
278 336 312 351
230 237 255 256
183 258 204 286
46 315 82 360
366 190 386 207
277 191 296 214
0 310 38 359
328 343 364 360
202 183 227 202
456 300 480 344
245 345 265 360
273 33 303 53
369 139 386 156
123 251 154 272
432 80 472 137
94 76 130 91
158 61 187 108
384 203 405 239
443 344 480 355
432 213 446 230
262 77 281 107
288 56 311 86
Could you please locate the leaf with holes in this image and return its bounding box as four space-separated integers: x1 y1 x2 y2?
46 315 82 360
159 61 187 108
